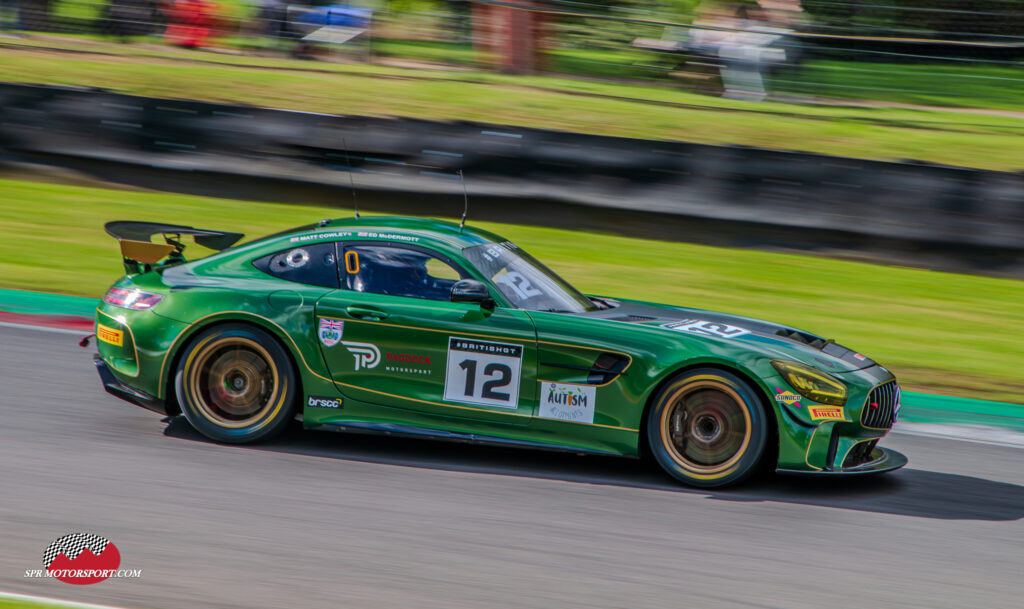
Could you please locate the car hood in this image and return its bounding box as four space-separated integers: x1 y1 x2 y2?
583 298 877 374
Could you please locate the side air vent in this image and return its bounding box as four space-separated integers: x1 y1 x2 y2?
539 353 630 385
588 353 629 384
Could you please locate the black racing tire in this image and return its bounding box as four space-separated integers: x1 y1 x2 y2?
174 323 297 444
646 368 768 488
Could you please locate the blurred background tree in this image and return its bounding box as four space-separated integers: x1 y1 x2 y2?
801 0 1024 41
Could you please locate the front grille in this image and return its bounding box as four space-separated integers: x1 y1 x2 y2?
861 381 900 429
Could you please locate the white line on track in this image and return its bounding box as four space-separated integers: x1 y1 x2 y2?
0 591 132 609
0 320 87 336
892 423 1024 449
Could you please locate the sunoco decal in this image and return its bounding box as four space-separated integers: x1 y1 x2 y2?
539 382 596 424
774 388 802 407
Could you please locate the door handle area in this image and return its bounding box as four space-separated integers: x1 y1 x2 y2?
345 305 389 321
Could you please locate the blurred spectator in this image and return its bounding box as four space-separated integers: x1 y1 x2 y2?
165 0 218 48
100 0 163 41
19 0 57 31
0 0 19 36
256 0 289 42
638 0 803 101
689 2 795 100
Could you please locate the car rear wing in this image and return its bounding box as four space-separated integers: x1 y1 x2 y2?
105 221 244 273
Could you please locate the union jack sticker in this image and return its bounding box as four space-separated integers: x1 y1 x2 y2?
318 318 344 348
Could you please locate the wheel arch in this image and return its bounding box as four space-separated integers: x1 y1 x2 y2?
162 313 305 416
636 359 778 466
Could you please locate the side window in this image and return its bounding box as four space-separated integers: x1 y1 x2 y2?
342 244 469 301
252 243 339 288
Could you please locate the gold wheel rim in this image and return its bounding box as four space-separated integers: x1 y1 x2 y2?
188 337 280 429
659 378 753 477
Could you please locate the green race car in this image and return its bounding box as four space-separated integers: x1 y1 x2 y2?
93 216 906 488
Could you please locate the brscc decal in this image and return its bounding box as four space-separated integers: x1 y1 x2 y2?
443 337 522 409
96 324 123 346
661 320 749 339
318 318 344 348
809 405 846 421
307 395 343 409
539 382 596 424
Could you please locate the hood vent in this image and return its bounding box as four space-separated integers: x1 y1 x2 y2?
609 314 657 322
775 329 828 349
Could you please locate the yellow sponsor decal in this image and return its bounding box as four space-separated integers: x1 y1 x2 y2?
774 389 802 406
809 405 845 421
97 323 124 346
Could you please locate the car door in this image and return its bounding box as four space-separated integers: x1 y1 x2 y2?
315 241 538 425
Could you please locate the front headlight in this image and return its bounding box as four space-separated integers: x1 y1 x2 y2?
770 359 847 406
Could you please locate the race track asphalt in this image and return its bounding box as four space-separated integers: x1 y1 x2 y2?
1 324 1022 609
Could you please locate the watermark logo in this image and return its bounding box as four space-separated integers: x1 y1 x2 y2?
27 534 141 585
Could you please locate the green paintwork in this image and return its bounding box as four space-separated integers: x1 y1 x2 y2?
94 216 905 473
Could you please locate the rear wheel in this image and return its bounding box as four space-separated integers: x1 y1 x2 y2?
647 368 768 488
175 323 297 443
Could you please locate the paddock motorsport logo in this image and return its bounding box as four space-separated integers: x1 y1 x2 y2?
26 534 141 585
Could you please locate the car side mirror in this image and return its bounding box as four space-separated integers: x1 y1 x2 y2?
450 279 494 310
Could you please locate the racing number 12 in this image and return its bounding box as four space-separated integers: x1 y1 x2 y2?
458 359 511 401
443 337 523 409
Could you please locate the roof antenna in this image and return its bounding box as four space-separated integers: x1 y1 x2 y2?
459 170 468 231
342 135 359 219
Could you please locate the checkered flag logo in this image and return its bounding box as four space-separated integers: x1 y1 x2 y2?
43 534 111 568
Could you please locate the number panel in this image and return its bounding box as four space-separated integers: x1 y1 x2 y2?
443 337 523 409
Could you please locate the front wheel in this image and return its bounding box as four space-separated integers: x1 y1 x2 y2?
647 368 768 488
175 323 297 444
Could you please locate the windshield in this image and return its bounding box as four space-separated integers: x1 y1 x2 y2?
463 241 596 313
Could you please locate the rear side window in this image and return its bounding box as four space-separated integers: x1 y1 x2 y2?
253 243 339 288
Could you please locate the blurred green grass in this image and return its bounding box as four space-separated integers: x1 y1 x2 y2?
3 42 1024 170
0 177 1020 403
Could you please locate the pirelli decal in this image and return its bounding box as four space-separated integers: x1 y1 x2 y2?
808 405 845 421
97 323 124 346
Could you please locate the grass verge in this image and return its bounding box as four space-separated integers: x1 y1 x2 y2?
3 41 1024 170
0 176 1021 403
